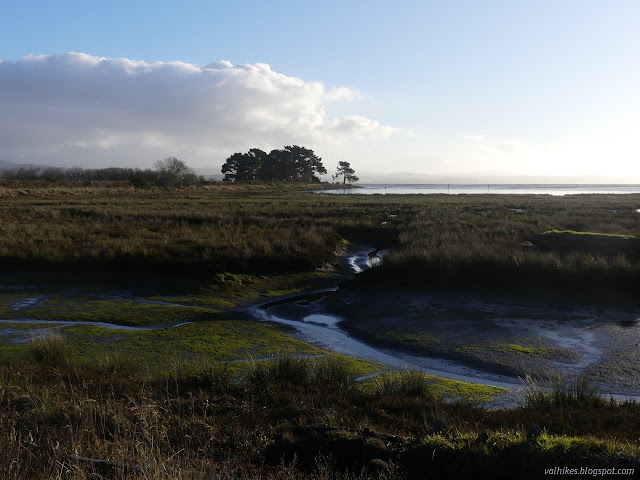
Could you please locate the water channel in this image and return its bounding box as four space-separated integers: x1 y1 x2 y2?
2 246 639 404
253 247 640 403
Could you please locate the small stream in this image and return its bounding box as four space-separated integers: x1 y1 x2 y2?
253 247 640 403
253 248 522 391
255 307 521 391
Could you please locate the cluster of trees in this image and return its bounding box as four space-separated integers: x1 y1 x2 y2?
0 157 203 187
221 145 327 182
221 145 359 184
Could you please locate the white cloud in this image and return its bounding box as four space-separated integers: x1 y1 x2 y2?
0 53 396 168
325 115 396 139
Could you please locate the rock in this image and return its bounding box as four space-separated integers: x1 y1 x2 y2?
431 418 447 435
367 458 389 475
328 437 366 469
476 430 489 444
364 437 390 461
527 424 542 440
397 444 439 479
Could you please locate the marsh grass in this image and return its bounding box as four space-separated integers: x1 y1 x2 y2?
1 186 639 298
28 329 71 365
246 351 356 394
97 350 137 377
376 371 434 398
0 354 639 479
521 373 605 409
167 355 231 393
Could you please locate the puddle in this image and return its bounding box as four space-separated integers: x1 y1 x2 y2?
11 295 47 310
347 246 390 273
303 314 342 327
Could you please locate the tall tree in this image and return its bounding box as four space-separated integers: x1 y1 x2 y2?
221 149 267 181
283 145 327 182
154 157 196 184
333 161 359 185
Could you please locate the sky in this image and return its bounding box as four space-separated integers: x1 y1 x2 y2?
1 1 639 180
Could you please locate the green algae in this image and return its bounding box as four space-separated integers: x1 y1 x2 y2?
456 342 568 359
2 294 220 326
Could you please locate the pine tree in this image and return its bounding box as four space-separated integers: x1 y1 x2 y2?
333 161 359 185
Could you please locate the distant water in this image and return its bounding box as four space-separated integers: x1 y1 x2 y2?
319 184 640 196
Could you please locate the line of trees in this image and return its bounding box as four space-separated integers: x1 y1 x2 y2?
221 145 327 182
1 150 359 187
0 157 203 187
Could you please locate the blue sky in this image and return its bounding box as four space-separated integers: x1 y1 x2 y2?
1 1 639 179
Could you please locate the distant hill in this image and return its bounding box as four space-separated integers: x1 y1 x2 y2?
0 160 21 171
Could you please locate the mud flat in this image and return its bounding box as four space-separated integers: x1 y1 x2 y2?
245 247 640 400
326 287 640 397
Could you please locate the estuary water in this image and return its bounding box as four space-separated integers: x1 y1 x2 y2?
319 184 640 196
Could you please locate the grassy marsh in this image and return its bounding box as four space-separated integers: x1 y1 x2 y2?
3 186 639 298
3 294 219 326
2 184 640 477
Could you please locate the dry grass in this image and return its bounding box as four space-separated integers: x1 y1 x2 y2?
1 356 639 479
1 187 639 294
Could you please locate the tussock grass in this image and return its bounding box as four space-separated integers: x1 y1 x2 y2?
246 351 356 393
376 371 434 397
28 329 71 365
167 356 231 393
522 373 605 409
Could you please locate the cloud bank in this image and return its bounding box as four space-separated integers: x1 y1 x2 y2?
0 53 396 168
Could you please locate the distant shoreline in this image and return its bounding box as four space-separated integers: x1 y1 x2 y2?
320 183 640 195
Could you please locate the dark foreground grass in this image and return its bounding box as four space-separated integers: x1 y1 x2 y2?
1 351 639 479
